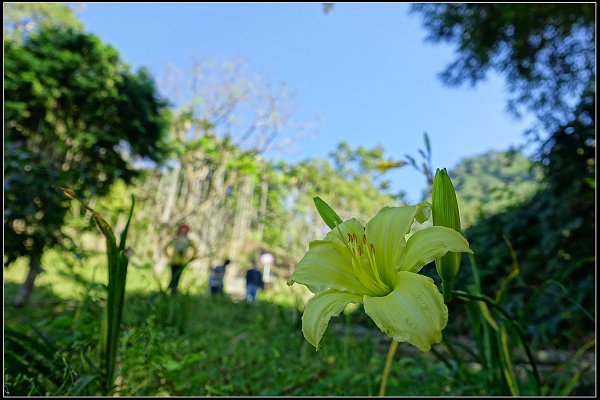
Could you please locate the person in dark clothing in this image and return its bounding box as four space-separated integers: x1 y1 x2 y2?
209 259 230 295
245 261 264 304
164 224 197 295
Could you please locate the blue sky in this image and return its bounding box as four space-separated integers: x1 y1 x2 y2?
78 3 536 203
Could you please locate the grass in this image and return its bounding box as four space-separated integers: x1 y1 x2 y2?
4 249 457 396
4 249 595 396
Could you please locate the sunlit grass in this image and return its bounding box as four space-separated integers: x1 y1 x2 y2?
4 241 594 396
4 250 202 300
4 246 458 396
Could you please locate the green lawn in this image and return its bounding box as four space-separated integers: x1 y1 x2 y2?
4 250 455 396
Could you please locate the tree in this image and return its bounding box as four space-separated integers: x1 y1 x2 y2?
129 59 313 276
329 142 397 194
464 85 595 347
411 4 595 133
411 3 596 349
272 143 398 262
4 27 170 305
137 113 264 271
450 149 542 229
157 58 308 154
3 3 84 43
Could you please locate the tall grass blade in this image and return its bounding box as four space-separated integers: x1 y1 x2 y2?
496 323 520 396
57 186 135 395
495 236 520 304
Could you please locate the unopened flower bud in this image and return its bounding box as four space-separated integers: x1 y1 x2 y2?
432 168 463 303
313 196 343 229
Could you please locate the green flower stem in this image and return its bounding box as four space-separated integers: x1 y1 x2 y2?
452 290 541 394
442 280 454 303
378 339 399 396
429 346 453 370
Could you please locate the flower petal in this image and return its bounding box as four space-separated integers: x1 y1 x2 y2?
399 226 473 273
288 239 370 295
363 271 448 351
324 218 365 243
302 289 363 349
365 204 429 285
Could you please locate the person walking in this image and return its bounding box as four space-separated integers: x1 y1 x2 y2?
245 260 264 304
163 224 197 295
208 258 230 295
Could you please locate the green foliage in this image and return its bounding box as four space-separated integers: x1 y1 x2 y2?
3 3 84 43
450 150 542 229
440 250 593 396
405 132 434 188
57 187 135 394
463 86 595 348
5 251 594 396
4 260 458 396
329 142 395 192
4 324 77 396
442 252 541 396
411 3 595 130
180 134 260 176
4 26 169 275
262 143 397 258
411 2 595 352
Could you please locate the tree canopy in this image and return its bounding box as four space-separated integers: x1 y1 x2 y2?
3 3 84 43
411 4 595 132
412 3 596 348
450 150 542 229
463 85 595 347
4 26 170 303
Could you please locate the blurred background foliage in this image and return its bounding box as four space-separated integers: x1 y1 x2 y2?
411 3 595 133
4 2 596 396
410 3 595 351
451 149 543 229
4 20 170 305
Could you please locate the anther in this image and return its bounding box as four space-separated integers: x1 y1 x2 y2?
362 234 367 244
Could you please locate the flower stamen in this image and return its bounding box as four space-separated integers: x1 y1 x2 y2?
364 241 388 291
335 222 384 295
353 232 389 294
